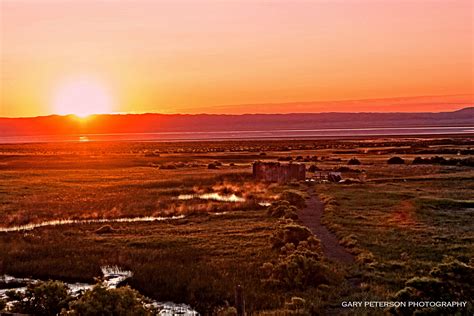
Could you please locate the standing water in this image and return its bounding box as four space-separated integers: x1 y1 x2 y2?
0 215 185 233
178 192 246 203
0 266 198 315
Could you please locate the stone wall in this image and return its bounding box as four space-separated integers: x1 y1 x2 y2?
252 162 306 183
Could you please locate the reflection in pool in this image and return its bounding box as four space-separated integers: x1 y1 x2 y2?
0 215 185 233
178 192 246 203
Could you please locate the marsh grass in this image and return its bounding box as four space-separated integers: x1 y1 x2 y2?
0 139 472 314
0 211 282 313
316 174 473 302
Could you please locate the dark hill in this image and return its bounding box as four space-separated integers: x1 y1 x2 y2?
0 107 473 137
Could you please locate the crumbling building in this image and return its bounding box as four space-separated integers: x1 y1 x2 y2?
253 161 306 183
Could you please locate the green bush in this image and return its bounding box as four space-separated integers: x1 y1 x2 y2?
66 284 153 316
267 202 299 220
0 299 6 311
285 296 307 312
267 253 330 290
8 280 72 316
429 258 474 299
387 156 405 164
283 207 299 220
283 224 313 246
268 205 289 218
307 165 320 173
391 258 474 315
216 306 238 316
347 158 361 165
270 222 313 249
280 191 306 209
264 216 329 293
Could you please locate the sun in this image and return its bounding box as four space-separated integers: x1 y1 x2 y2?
52 76 114 118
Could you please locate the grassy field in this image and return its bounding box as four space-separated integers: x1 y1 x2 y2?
317 176 473 286
0 137 473 314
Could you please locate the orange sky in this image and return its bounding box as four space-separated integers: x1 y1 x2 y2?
0 0 473 117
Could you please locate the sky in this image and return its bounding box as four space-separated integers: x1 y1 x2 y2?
0 0 473 117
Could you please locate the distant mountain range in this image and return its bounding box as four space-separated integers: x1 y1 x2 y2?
0 107 473 137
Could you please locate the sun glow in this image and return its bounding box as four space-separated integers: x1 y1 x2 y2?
52 77 114 117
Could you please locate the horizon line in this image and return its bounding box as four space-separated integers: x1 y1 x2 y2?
2 106 473 120
1 94 473 119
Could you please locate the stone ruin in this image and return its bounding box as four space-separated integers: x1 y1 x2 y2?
252 161 306 183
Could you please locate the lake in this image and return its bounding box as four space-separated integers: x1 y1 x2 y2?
0 126 472 144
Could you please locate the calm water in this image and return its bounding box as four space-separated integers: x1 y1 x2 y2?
0 215 186 233
1 126 473 144
178 192 246 203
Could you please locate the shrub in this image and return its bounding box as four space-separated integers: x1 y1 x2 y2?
307 165 320 173
415 155 474 166
333 166 361 173
0 299 6 311
67 284 153 316
208 163 218 169
387 156 405 164
431 156 448 164
268 205 289 218
286 296 306 311
143 151 160 157
347 158 361 165
267 202 298 220
267 253 331 290
340 234 358 248
391 258 474 315
459 157 474 167
283 208 299 220
280 191 306 209
412 156 425 164
429 258 474 298
412 156 447 165
159 164 177 170
270 222 314 250
265 202 333 298
270 228 286 250
304 156 318 162
8 280 72 316
282 224 313 246
356 251 375 264
216 306 238 316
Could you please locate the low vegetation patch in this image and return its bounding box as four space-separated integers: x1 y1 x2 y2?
280 190 306 209
390 258 473 315
387 156 405 164
260 196 339 313
5 280 72 316
412 156 474 167
1 138 472 314
315 173 473 310
347 158 361 165
2 281 155 316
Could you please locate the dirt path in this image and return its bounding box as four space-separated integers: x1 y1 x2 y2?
298 190 354 264
298 189 364 314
